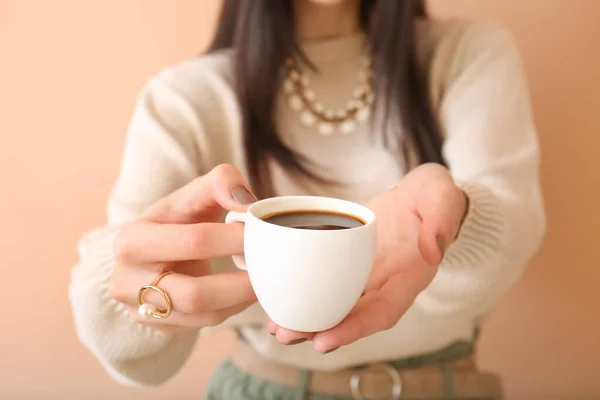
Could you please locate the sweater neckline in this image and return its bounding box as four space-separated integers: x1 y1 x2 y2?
298 31 369 65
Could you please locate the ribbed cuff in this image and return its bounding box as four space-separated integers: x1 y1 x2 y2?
414 181 509 314
69 227 199 386
447 181 507 265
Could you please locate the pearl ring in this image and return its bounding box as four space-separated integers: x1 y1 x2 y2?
137 271 174 320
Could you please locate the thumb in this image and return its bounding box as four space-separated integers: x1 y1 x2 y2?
143 164 257 224
416 180 466 265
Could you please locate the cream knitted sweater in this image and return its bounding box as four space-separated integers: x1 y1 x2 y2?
69 19 545 386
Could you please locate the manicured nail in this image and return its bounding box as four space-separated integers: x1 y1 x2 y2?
323 347 340 354
231 185 256 204
287 338 307 345
436 235 446 258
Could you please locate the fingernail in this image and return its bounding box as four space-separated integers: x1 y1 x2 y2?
231 185 256 204
287 338 307 345
323 347 340 354
436 235 446 258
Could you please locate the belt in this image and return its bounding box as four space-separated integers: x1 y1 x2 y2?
231 340 503 399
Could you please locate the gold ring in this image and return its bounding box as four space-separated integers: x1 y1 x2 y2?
137 271 174 320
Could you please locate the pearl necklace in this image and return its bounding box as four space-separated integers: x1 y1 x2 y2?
283 57 375 136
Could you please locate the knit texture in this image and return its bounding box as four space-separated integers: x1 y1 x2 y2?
68 19 545 386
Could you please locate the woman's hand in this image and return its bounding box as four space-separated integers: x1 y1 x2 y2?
108 164 258 336
269 163 468 352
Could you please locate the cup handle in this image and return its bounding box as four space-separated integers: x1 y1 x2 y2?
225 211 248 271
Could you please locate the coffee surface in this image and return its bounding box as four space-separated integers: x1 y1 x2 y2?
262 210 364 230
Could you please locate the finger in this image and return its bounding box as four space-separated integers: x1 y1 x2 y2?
171 259 212 278
127 300 256 328
115 221 244 263
142 164 256 224
110 268 256 314
311 274 415 353
267 291 382 345
415 181 466 265
188 271 257 313
266 318 279 336
274 326 316 345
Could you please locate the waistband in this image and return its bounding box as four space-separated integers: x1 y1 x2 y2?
230 339 503 399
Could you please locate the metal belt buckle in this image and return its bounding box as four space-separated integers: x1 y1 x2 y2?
350 363 402 400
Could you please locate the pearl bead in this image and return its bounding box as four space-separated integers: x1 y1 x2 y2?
303 89 316 101
300 75 310 87
324 109 335 120
313 102 325 113
318 122 335 136
288 95 304 112
353 87 364 98
300 111 316 127
336 109 347 119
357 70 367 82
339 120 357 134
138 303 156 319
283 78 294 94
356 107 371 122
366 92 375 105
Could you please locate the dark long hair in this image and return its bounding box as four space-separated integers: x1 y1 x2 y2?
209 0 444 197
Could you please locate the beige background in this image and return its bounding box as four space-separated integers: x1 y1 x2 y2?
1 0 598 399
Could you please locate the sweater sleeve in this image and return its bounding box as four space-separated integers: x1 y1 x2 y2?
69 75 206 386
414 22 546 316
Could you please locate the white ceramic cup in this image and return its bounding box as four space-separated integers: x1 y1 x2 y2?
225 196 376 332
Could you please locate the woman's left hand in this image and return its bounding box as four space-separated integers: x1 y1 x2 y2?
268 163 469 353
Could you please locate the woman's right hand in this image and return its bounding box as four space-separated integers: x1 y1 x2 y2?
108 164 258 336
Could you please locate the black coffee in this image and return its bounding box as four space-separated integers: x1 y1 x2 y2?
262 210 365 230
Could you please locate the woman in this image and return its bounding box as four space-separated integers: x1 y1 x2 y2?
69 0 545 398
